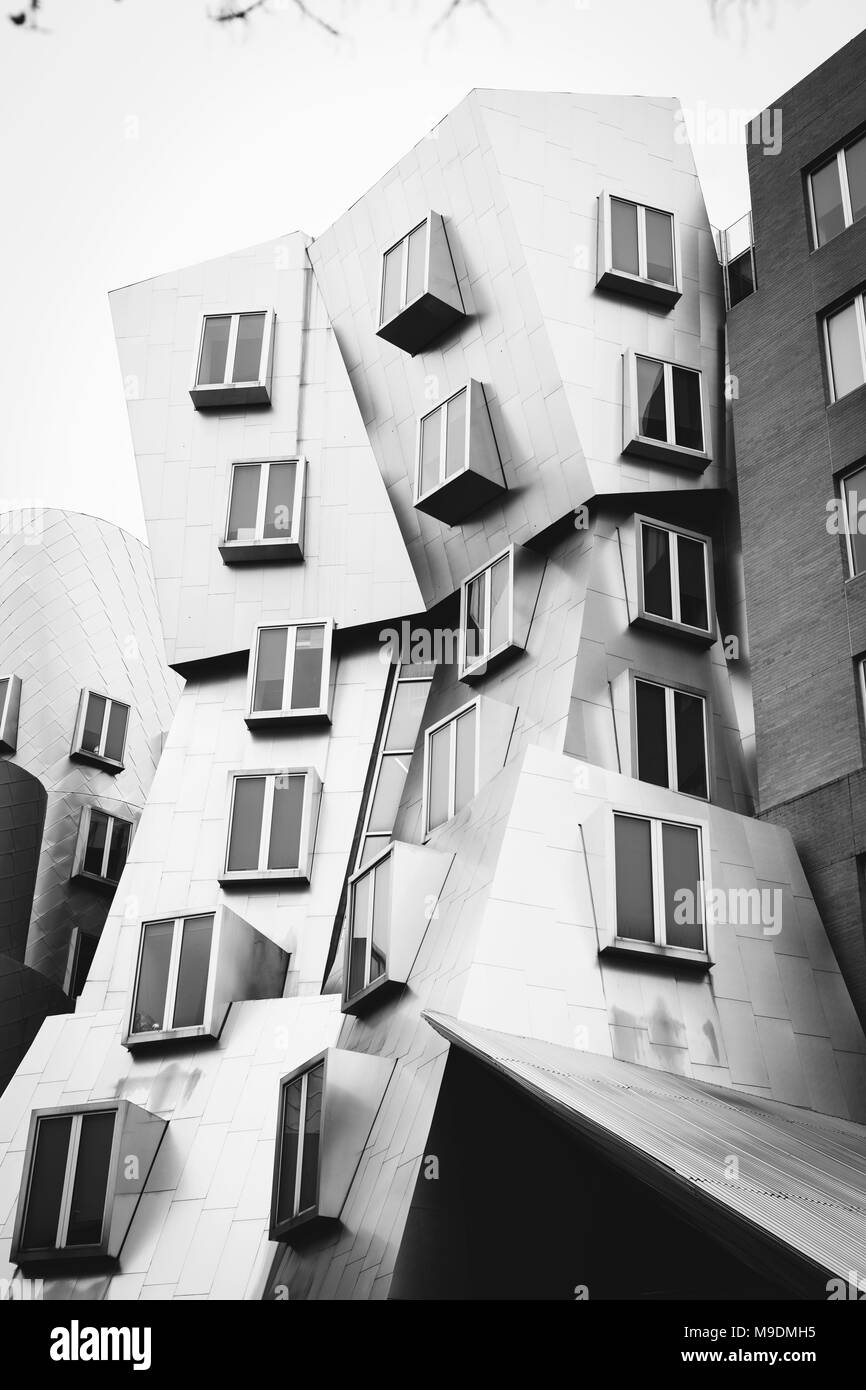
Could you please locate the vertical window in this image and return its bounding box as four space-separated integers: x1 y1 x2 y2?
840 465 866 577
424 702 478 835
635 357 705 453
275 1062 324 1226
19 1110 116 1254
614 813 705 952
347 850 391 1001
74 692 129 767
69 931 98 1000
130 914 214 1037
196 311 268 387
225 459 300 545
639 520 711 634
379 220 428 325
224 771 315 878
809 135 866 248
79 809 131 885
635 679 708 799
250 622 330 718
460 551 512 674
825 296 866 402
357 660 435 868
610 197 676 285
417 387 468 499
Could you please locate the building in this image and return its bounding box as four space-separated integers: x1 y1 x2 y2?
0 511 181 1095
727 28 866 1031
0 65 865 1302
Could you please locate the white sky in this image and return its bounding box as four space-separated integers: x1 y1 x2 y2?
0 0 862 540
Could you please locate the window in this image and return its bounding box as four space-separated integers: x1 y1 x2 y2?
357 660 434 868
129 914 214 1039
809 135 866 248
840 464 866 577
67 930 98 1000
190 309 275 408
71 691 129 771
247 621 332 725
825 295 866 402
637 518 714 639
346 849 391 1004
17 1109 117 1258
634 678 708 799
623 352 708 467
222 769 321 883
73 808 132 887
424 701 478 836
376 211 465 355
597 193 681 305
417 386 468 499
381 220 429 327
413 380 506 522
274 1060 324 1228
220 458 305 563
460 550 512 676
613 812 705 953
0 673 21 754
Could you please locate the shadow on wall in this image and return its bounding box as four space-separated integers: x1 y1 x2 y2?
0 762 47 964
0 956 68 1096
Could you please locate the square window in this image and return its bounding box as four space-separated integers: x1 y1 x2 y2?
70 691 130 772
190 309 275 408
72 807 132 887
376 212 465 355
459 550 513 677
221 769 321 885
611 812 707 957
423 701 478 836
809 135 866 249
246 621 332 726
219 457 305 564
825 296 866 402
597 192 681 306
635 517 715 642
623 352 709 468
634 678 709 799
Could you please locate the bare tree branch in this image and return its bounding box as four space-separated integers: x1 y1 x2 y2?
211 0 340 37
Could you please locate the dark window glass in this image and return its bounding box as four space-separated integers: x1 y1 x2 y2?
454 708 476 814
636 357 667 441
636 680 669 788
368 753 409 834
381 245 402 324
172 916 213 1029
614 815 654 942
254 627 288 712
427 724 450 831
262 461 297 540
677 536 709 630
231 312 266 383
348 869 372 998
672 367 703 451
847 135 866 225
227 464 261 542
726 249 755 307
465 573 485 667
276 1077 302 1225
199 316 231 385
662 823 703 949
405 223 427 305
642 525 672 620
132 919 174 1033
84 810 109 877
811 157 845 246
81 693 106 755
267 775 304 870
290 626 325 710
298 1064 323 1213
65 1111 115 1247
370 852 390 984
71 932 97 999
105 818 131 883
445 389 466 477
419 406 442 496
844 467 866 576
21 1115 72 1250
674 691 707 798
645 208 674 284
104 703 128 763
384 680 428 752
610 198 639 276
227 777 266 872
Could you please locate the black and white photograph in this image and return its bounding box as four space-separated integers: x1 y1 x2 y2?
0 0 864 1358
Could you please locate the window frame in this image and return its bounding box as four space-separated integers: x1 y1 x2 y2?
71 805 134 889
838 464 866 579
344 844 393 1010
378 218 430 328
623 350 710 469
190 307 276 406
270 1052 327 1239
598 190 682 303
355 660 435 871
422 698 480 838
458 545 515 678
414 383 470 504
219 456 306 564
70 689 130 772
631 674 710 801
634 515 716 642
246 619 334 726
220 767 321 885
607 809 710 963
808 137 866 250
126 911 216 1046
824 294 866 404
0 672 21 754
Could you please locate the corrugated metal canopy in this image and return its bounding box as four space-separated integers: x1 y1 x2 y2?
423 1011 866 1285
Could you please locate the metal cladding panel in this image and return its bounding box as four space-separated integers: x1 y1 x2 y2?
424 1011 866 1282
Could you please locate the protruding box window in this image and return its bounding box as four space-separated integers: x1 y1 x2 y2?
221 769 321 885
219 457 305 564
634 677 709 800
0 674 22 755
623 351 710 469
808 135 866 249
458 544 543 680
597 192 682 306
71 806 132 889
11 1101 166 1274
414 381 505 524
603 811 709 967
376 212 465 356
423 700 478 836
246 620 333 728
824 296 866 403
124 904 289 1048
70 691 130 773
190 308 275 408
634 516 715 644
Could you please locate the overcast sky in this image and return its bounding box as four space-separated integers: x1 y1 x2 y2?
0 0 862 540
